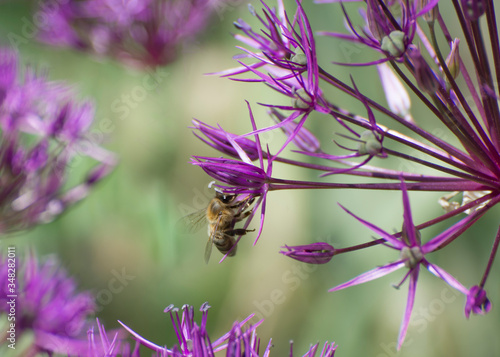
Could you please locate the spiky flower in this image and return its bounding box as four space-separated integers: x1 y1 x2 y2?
119 302 337 356
0 49 115 233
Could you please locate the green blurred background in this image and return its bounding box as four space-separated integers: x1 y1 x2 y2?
0 0 499 356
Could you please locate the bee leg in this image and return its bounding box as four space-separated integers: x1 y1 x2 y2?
226 228 255 236
233 209 253 222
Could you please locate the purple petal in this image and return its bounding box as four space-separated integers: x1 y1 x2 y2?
329 260 405 292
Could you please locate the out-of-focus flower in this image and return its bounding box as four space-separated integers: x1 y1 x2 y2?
119 302 337 356
0 250 95 355
0 49 115 233
36 0 241 68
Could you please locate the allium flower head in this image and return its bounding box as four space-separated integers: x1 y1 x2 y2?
193 0 500 349
0 250 95 355
329 179 484 349
36 0 240 68
0 49 115 233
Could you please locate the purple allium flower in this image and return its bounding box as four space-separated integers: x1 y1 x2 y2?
119 302 337 356
0 250 95 355
329 179 483 349
0 49 115 233
280 242 336 264
192 0 500 348
36 0 240 68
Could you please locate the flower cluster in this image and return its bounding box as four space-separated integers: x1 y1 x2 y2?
119 302 337 356
0 49 115 233
35 0 241 68
191 0 500 348
0 250 95 355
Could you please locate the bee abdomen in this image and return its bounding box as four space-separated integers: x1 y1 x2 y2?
213 233 237 256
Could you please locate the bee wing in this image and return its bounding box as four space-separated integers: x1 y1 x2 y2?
204 214 224 264
177 209 207 234
204 236 213 264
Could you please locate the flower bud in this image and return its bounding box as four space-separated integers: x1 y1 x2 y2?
407 46 441 94
380 31 406 58
280 242 336 264
357 131 382 156
292 88 313 109
291 48 307 66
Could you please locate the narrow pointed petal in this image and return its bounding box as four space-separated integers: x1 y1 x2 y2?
339 203 406 249
397 268 419 350
329 260 405 292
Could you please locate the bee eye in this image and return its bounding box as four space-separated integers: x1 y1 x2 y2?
222 194 235 203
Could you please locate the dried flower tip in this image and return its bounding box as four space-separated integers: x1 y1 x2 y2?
292 88 313 109
280 242 336 264
357 131 382 156
438 192 461 213
380 31 406 58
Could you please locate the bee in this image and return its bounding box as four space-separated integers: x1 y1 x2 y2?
180 190 255 263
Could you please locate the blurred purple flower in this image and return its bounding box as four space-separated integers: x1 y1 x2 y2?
36 0 242 68
119 302 337 356
0 250 94 355
0 49 115 233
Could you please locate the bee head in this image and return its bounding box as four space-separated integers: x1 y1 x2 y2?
214 189 236 204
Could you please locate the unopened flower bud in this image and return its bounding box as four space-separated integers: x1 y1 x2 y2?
444 39 460 80
381 31 406 57
291 48 307 65
357 131 382 156
292 88 313 109
280 242 336 264
407 46 441 94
